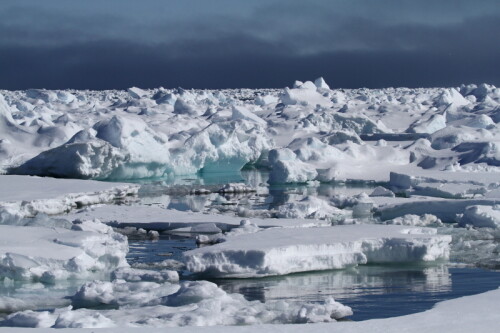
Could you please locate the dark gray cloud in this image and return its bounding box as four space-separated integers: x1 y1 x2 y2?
0 0 499 89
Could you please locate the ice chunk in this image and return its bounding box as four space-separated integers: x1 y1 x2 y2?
276 196 346 220
370 186 395 197
231 105 266 126
268 148 318 184
435 88 470 108
12 136 126 179
173 98 199 116
127 87 147 99
314 77 330 90
111 267 179 283
383 214 444 227
71 280 179 308
458 205 500 228
280 87 331 107
407 114 446 134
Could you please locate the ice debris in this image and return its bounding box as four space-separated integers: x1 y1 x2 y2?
2 280 352 327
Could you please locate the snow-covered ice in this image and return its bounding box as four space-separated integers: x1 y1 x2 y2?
0 175 138 220
0 223 127 282
184 225 451 277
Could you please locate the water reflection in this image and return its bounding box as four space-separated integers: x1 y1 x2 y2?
211 265 500 320
213 265 452 304
136 170 378 215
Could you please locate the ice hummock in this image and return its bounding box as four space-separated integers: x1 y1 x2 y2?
1 78 499 184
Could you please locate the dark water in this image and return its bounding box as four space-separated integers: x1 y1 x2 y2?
127 236 500 321
127 234 197 266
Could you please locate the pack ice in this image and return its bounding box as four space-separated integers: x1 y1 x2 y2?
0 78 499 330
0 80 499 183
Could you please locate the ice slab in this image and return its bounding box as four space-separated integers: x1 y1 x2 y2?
389 170 500 190
184 225 451 278
378 198 500 222
0 175 138 203
64 204 332 231
0 224 128 282
0 176 138 221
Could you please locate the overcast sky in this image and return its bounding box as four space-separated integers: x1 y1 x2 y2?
0 0 499 90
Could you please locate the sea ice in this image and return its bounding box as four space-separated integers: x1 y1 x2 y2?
184 225 451 277
0 223 128 282
2 280 353 328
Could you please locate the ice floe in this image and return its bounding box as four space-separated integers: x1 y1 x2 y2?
184 225 451 278
0 222 127 282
